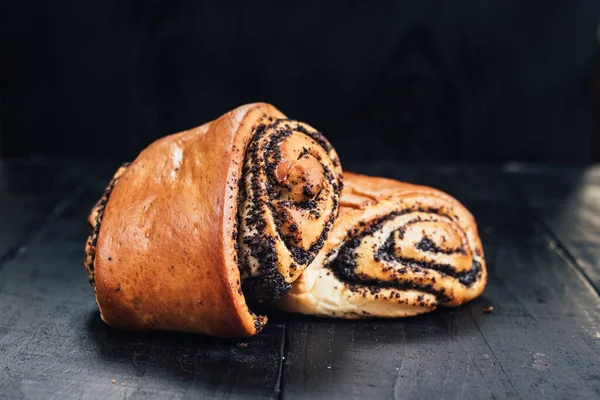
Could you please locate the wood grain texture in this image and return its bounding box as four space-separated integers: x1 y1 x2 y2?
0 164 285 400
1 161 600 399
510 165 600 294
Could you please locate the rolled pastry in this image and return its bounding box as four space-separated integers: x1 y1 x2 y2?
85 103 342 337
275 172 487 318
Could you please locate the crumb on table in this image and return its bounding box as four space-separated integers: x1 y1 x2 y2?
236 342 248 349
483 306 494 313
111 379 117 384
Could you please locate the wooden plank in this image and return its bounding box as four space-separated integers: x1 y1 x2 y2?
282 166 600 399
0 166 285 399
510 165 600 294
2 161 599 399
0 158 90 262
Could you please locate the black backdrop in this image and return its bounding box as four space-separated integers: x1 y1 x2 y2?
2 1 600 163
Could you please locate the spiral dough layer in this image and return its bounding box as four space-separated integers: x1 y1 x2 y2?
237 119 342 301
275 172 487 319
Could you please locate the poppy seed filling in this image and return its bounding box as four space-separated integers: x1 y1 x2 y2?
328 208 483 305
236 119 341 302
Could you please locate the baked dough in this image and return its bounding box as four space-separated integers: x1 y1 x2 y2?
84 103 342 336
275 172 487 318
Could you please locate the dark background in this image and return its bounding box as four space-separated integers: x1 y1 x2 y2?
2 1 600 164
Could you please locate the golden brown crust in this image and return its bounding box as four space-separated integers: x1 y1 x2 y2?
85 103 342 337
92 104 273 337
275 172 487 319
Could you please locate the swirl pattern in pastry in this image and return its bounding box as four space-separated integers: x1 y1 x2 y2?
237 119 342 301
275 172 487 319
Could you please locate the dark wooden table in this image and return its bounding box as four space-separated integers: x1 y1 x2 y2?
0 159 599 399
